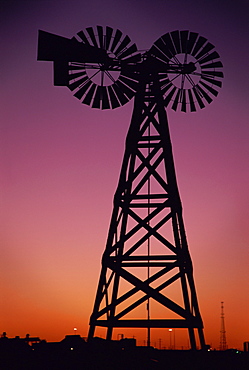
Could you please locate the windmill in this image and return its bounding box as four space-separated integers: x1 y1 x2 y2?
37 26 223 349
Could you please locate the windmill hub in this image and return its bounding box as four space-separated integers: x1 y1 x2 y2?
99 59 119 71
86 63 121 86
182 61 196 74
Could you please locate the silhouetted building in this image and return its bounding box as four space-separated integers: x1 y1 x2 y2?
1 332 249 369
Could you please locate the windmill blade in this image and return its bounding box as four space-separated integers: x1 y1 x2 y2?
73 79 92 99
192 36 207 56
92 86 110 109
188 89 196 112
105 26 113 50
82 83 96 105
119 75 139 91
161 84 173 95
193 86 205 109
101 87 111 109
110 29 123 52
202 70 224 78
154 37 166 52
97 26 104 49
118 43 138 59
69 63 86 71
121 53 141 64
161 33 176 57
201 61 223 69
77 30 90 44
116 80 135 99
195 42 215 60
201 75 222 88
86 27 98 48
198 51 220 64
150 43 170 62
68 70 87 81
107 85 121 109
120 72 139 88
92 85 102 109
164 86 177 107
199 81 219 97
115 35 131 56
68 61 87 67
186 32 198 54
172 89 181 111
160 79 172 95
112 83 130 105
180 30 189 53
68 74 88 91
181 89 187 112
196 84 213 104
159 75 171 87
170 31 181 54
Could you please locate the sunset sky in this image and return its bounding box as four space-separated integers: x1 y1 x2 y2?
1 0 249 350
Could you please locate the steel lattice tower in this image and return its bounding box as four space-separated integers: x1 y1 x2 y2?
87 69 206 349
37 26 223 351
219 301 227 350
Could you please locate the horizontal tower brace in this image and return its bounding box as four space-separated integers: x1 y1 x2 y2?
94 319 203 328
138 135 161 141
137 143 161 148
127 194 168 199
91 266 180 320
128 202 170 208
108 261 188 318
120 262 177 267
116 255 177 261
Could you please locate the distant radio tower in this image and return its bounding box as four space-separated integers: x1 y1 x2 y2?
219 301 227 350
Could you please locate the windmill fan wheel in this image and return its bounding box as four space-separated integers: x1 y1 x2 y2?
150 30 224 112
68 26 141 109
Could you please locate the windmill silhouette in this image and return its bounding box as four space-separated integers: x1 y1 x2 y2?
37 26 223 349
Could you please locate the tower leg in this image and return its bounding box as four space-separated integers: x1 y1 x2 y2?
188 328 197 350
198 328 206 349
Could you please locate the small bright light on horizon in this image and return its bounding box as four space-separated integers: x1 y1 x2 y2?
74 327 77 331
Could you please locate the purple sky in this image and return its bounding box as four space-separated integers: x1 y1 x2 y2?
1 0 249 349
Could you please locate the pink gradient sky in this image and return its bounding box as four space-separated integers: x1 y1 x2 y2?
1 0 249 349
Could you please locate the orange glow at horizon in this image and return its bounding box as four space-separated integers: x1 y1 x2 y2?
1 0 249 352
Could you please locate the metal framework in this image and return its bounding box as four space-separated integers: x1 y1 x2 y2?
37 26 224 351
219 301 227 350
88 69 205 349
